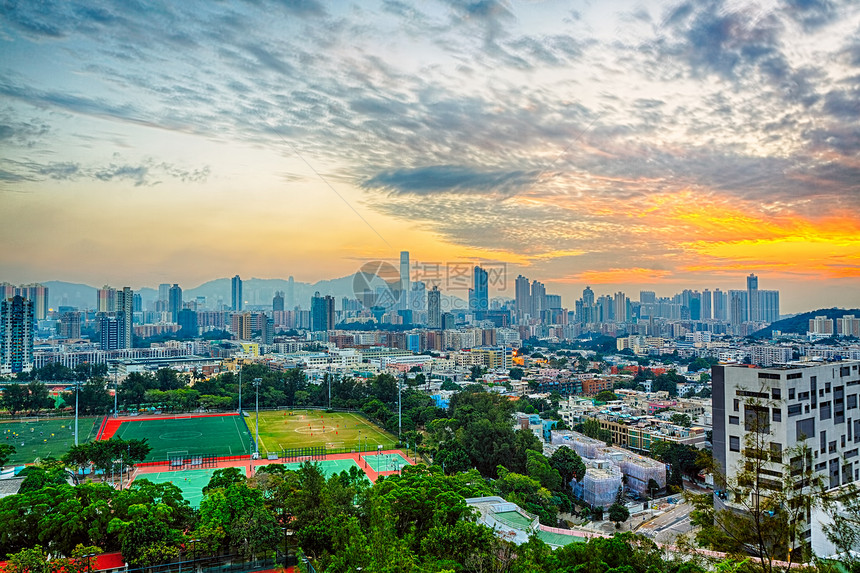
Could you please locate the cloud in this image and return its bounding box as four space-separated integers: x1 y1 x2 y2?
1 158 210 187
363 165 537 196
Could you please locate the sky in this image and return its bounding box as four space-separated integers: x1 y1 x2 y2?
1 0 859 314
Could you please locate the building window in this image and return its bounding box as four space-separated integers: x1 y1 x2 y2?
773 408 782 422
789 388 796 400
799 391 809 400
772 388 781 400
730 436 740 452
820 401 832 420
850 395 858 409
788 404 802 417
796 417 815 441
745 404 770 433
729 416 739 425
733 399 739 412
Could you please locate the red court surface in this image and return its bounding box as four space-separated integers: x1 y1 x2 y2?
133 449 418 484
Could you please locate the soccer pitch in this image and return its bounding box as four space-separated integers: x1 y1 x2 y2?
251 410 397 455
1 417 99 465
111 415 250 462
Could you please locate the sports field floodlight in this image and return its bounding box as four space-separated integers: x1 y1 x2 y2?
253 377 262 456
73 381 83 446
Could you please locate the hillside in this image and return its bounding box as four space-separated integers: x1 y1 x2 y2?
752 307 860 338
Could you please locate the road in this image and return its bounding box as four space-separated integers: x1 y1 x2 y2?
635 501 695 545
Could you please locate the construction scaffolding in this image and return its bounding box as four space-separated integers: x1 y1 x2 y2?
551 431 606 459
619 453 666 496
581 461 622 508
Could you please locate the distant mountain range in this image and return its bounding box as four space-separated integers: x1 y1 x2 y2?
45 276 465 311
752 307 860 338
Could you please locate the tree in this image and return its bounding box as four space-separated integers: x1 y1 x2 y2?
690 395 824 572
594 390 618 403
509 368 524 380
2 384 29 415
549 446 587 485
525 450 562 492
669 412 692 428
821 481 860 571
0 443 15 466
608 502 630 528
469 365 483 382
108 503 183 567
203 467 246 494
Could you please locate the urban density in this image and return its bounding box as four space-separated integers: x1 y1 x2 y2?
2 1 860 572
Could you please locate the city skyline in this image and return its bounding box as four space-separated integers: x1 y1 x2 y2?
1 1 859 312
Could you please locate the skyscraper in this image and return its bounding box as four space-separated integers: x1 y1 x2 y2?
427 286 441 329
116 286 134 349
515 275 530 321
158 283 171 303
409 281 426 312
400 251 410 311
1 295 34 374
168 284 183 322
747 273 759 322
99 313 122 350
311 292 335 332
178 308 198 337
273 291 285 312
19 284 48 320
260 315 274 345
713 288 727 321
701 289 712 320
58 311 81 339
97 285 117 313
232 275 243 311
471 265 488 318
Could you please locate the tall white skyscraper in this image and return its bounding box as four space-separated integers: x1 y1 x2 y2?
400 251 410 311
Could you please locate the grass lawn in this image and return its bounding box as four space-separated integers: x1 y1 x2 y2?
1 417 99 465
112 415 250 462
251 410 397 455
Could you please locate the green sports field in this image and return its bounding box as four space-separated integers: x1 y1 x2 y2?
0 417 99 465
112 415 250 462
251 410 397 455
137 468 217 508
362 452 411 472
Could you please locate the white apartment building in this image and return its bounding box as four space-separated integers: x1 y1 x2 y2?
714 360 860 557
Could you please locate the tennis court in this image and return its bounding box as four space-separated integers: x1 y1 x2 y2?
136 468 216 508
111 415 250 462
281 457 363 478
493 511 534 530
362 452 411 473
254 410 396 455
536 530 585 547
0 417 98 465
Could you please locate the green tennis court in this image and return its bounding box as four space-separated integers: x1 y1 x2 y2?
112 415 250 462
136 468 217 508
281 458 363 478
362 452 411 472
0 417 99 465
536 530 585 546
494 511 534 530
253 410 396 455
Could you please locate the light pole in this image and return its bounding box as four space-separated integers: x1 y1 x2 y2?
113 361 119 418
253 377 261 456
237 363 242 414
398 372 403 441
74 381 82 446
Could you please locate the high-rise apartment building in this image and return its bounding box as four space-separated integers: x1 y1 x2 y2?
427 286 442 329
58 311 82 339
1 295 34 374
747 273 759 322
713 288 727 321
99 313 122 350
18 284 48 320
178 309 198 337
400 251 410 311
515 275 530 321
310 292 335 332
232 275 243 311
116 287 134 349
701 289 712 320
158 283 171 303
713 360 860 557
273 291 285 312
168 284 183 322
260 315 274 345
97 285 117 313
232 312 252 340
